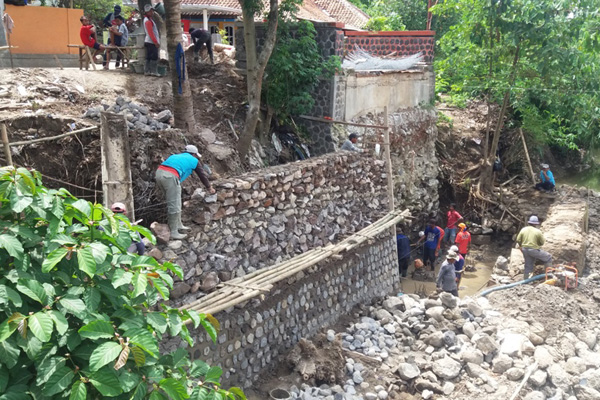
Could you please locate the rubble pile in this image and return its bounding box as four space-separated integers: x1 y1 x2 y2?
283 284 600 400
83 96 172 132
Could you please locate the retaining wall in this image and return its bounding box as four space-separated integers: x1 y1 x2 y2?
509 198 588 274
344 31 436 64
162 228 399 388
153 152 388 305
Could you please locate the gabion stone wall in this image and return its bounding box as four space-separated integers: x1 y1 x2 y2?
152 152 388 305
344 31 436 63
161 229 399 388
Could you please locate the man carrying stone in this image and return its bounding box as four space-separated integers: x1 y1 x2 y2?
516 215 552 279
189 27 214 64
437 251 458 296
155 145 215 240
340 133 360 152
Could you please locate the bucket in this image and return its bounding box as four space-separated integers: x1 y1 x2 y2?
157 65 167 77
269 389 291 400
131 62 144 74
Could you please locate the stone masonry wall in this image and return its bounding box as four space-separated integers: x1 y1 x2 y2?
161 229 399 388
152 153 388 304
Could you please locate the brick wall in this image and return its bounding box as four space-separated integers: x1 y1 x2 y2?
161 229 399 388
344 31 435 64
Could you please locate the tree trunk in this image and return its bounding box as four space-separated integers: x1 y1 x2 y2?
163 0 195 132
237 0 280 159
480 42 520 192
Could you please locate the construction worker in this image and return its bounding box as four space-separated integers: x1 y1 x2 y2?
535 163 555 192
450 245 465 287
396 226 411 278
142 4 160 76
110 202 145 255
437 251 458 296
444 203 463 244
516 215 552 279
340 133 360 152
417 219 443 271
155 145 215 240
454 223 471 259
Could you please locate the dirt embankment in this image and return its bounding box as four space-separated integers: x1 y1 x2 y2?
0 63 248 224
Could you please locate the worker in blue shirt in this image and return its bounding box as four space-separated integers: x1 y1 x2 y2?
416 219 442 271
396 228 411 278
535 163 555 192
155 145 215 240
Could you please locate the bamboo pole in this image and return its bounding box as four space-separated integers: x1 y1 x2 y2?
1 123 13 166
8 126 97 147
519 128 536 185
383 106 395 212
298 115 388 130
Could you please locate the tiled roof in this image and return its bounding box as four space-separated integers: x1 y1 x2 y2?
313 0 369 30
180 0 368 28
182 0 241 7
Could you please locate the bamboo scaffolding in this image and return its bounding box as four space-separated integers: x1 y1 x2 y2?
182 209 409 318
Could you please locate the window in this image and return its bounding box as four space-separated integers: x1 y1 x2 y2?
224 26 234 45
210 25 219 34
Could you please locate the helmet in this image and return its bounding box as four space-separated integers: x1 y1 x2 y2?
450 245 459 253
110 202 127 213
418 231 425 237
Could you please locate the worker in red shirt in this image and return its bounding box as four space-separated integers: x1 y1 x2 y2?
454 223 471 259
79 16 105 59
444 203 463 245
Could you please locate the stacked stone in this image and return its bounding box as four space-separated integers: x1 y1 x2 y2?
160 232 399 389
344 34 436 64
152 152 388 302
282 285 600 400
82 96 172 132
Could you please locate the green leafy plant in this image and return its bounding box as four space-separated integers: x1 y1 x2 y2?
0 167 245 400
264 20 341 120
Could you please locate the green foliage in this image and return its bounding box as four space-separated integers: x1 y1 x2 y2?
0 167 245 400
433 0 600 150
218 29 230 46
264 20 341 119
53 0 125 27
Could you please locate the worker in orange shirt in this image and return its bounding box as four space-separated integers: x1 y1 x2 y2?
454 223 471 260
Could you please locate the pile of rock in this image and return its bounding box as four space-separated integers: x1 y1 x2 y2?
282 285 600 399
83 96 172 132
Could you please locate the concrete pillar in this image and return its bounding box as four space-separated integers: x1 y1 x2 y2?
100 112 135 221
203 9 208 31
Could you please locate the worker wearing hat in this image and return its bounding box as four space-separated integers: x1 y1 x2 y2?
155 145 215 240
516 215 552 279
535 163 555 192
437 251 458 296
109 202 145 255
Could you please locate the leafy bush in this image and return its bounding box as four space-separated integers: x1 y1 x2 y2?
264 20 341 120
0 167 245 400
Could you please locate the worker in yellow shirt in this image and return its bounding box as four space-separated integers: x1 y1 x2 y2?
516 215 552 279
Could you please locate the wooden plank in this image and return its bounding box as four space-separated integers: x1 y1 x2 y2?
101 113 134 220
1 124 13 166
519 128 536 185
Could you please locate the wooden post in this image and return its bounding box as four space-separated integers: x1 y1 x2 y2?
100 113 135 220
519 128 536 185
383 106 394 212
1 123 13 166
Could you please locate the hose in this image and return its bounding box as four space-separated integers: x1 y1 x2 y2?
479 274 546 297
